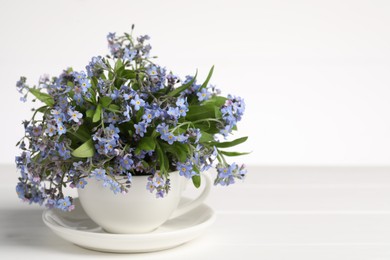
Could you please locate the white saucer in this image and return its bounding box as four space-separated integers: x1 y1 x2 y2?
42 197 216 253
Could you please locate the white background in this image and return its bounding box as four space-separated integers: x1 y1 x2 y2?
1 0 390 166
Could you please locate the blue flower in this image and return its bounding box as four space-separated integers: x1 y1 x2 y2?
220 125 232 138
73 161 84 169
142 109 155 123
57 123 67 135
57 96 69 110
105 124 120 139
163 132 176 145
123 48 137 61
146 173 170 198
109 43 121 57
107 112 119 124
217 163 234 178
120 155 134 170
20 96 27 102
56 197 74 211
73 93 84 105
176 97 187 108
130 94 145 111
177 134 188 143
197 88 211 101
146 181 155 192
123 88 137 100
95 141 108 155
16 182 26 200
54 113 66 125
56 142 70 159
32 126 42 137
137 35 150 43
156 190 165 198
51 109 61 117
177 162 196 178
86 56 107 77
110 89 120 100
80 79 91 93
45 124 57 136
104 139 117 153
134 122 147 137
215 163 245 186
107 32 116 42
220 95 246 129
16 76 28 94
147 66 159 81
178 106 188 117
72 71 87 82
91 168 106 180
156 123 169 135
76 178 88 189
101 177 122 194
67 109 83 123
153 176 165 187
167 107 180 119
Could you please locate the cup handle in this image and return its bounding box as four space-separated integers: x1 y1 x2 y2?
169 172 212 219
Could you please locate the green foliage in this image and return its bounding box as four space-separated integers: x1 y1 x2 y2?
212 136 248 148
200 66 214 90
219 150 250 157
136 137 156 154
186 104 221 121
29 88 54 106
93 104 102 123
100 96 112 107
156 142 169 176
192 175 201 188
71 139 95 158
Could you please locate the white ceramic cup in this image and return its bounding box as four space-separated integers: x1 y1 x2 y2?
77 171 211 234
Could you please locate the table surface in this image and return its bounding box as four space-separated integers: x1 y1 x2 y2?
1 165 390 259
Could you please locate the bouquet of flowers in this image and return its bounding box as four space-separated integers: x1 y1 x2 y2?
15 27 248 211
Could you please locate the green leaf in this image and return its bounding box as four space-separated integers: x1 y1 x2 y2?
29 88 54 106
200 65 214 90
100 96 112 108
168 70 198 97
156 142 169 176
75 125 91 141
67 125 90 143
136 107 145 122
71 139 95 158
105 104 121 113
204 96 227 107
108 104 120 110
136 137 156 154
199 131 215 143
86 109 95 119
219 150 250 157
212 136 248 148
163 142 188 163
192 175 201 188
114 58 124 72
35 106 48 113
93 104 102 123
186 104 218 121
121 70 136 79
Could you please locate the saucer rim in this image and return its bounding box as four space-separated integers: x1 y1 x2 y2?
42 197 216 239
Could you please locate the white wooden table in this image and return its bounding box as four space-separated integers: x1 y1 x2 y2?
1 165 390 259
